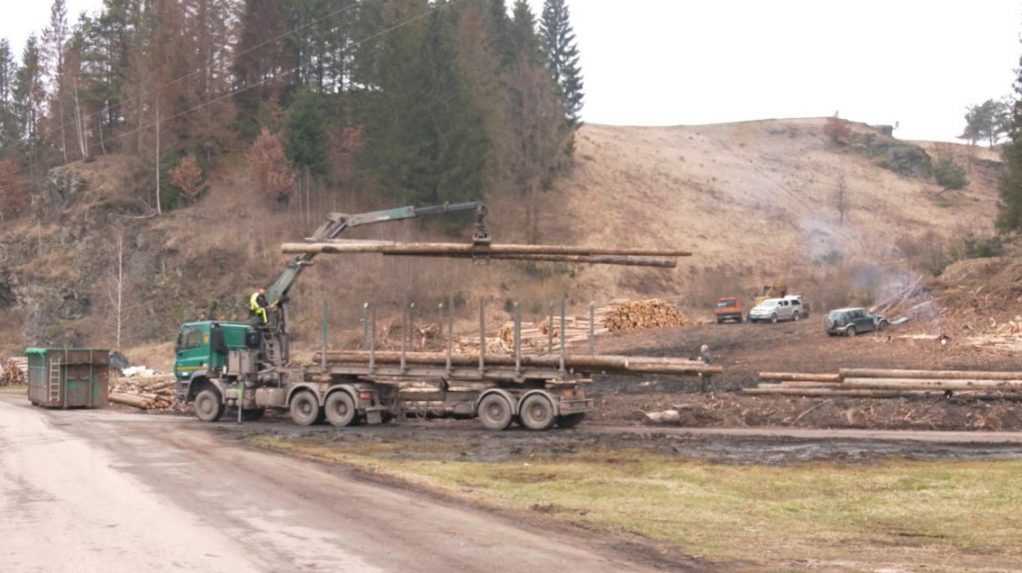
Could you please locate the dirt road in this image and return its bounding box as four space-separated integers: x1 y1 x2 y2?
0 396 664 573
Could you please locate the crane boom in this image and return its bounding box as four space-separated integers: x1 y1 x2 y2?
265 201 485 308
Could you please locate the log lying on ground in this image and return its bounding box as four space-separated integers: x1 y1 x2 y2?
742 387 1021 399
109 392 152 409
840 368 1022 380
758 372 842 383
282 239 692 259
842 378 1022 391
317 350 721 375
410 254 679 268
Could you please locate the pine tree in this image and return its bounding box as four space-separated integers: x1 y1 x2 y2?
510 0 541 64
486 0 513 67
360 0 487 205
14 36 45 146
540 0 583 126
42 0 70 162
0 39 18 148
997 48 1022 231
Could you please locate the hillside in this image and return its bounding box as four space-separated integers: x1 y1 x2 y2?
0 117 1003 356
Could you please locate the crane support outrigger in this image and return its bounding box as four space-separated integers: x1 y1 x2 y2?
173 203 717 430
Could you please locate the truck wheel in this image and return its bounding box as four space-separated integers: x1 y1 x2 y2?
793 312 801 321
324 391 356 428
289 391 321 426
477 394 513 431
847 326 857 337
771 314 779 324
557 413 586 429
519 394 556 431
194 389 224 423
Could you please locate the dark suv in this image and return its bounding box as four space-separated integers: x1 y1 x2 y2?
825 307 887 337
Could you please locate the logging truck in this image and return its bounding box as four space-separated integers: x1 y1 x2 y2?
173 203 713 430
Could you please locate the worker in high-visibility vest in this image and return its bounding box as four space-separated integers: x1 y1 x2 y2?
249 288 269 325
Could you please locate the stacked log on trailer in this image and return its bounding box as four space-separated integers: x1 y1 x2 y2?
109 374 182 411
745 369 1022 399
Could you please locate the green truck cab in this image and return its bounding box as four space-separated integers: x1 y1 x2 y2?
173 319 389 426
174 321 252 384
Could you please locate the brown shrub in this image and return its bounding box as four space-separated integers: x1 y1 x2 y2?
247 128 296 203
169 155 205 201
0 159 28 220
823 116 852 145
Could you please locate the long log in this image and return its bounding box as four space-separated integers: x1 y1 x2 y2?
317 350 722 375
742 388 1019 399
839 368 1022 380
412 254 678 268
282 239 693 258
768 382 843 389
758 372 842 383
842 378 1022 391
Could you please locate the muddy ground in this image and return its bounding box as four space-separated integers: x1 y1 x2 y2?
586 318 1022 431
210 417 1022 465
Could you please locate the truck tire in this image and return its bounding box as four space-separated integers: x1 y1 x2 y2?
793 312 801 321
194 389 224 423
771 313 779 324
847 326 857 337
519 394 556 431
557 413 586 429
477 394 513 431
289 391 321 426
324 391 356 428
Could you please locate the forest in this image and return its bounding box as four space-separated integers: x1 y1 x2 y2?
0 0 584 241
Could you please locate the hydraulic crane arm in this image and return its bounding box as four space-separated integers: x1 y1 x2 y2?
265 201 487 307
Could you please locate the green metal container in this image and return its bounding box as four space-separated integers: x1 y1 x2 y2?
26 348 110 409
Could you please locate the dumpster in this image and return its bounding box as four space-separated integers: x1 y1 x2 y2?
26 348 110 409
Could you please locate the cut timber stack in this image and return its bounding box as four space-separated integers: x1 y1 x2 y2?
110 374 181 411
494 299 685 354
0 357 27 386
744 369 1022 399
602 299 686 332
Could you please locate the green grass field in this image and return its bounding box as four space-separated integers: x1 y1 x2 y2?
252 435 1022 571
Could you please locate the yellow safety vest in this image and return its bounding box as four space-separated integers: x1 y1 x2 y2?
249 292 263 312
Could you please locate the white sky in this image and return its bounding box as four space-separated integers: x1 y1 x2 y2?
4 0 1021 142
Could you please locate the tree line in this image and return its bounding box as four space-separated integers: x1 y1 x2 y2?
0 0 584 237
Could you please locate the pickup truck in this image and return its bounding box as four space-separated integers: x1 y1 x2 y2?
714 297 744 323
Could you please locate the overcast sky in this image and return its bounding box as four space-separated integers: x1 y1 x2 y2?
4 0 1020 142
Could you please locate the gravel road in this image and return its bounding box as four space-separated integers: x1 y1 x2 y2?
0 395 661 573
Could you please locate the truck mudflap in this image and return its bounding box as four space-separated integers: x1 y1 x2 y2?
558 398 594 415
363 405 389 425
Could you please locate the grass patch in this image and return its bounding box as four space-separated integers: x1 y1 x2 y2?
251 435 1022 570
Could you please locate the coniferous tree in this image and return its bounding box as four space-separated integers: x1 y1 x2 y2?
0 39 18 148
540 0 583 126
510 0 541 64
997 46 1022 231
42 0 70 162
486 0 513 67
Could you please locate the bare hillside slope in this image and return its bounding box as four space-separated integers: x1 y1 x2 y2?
552 118 999 298
0 118 1003 354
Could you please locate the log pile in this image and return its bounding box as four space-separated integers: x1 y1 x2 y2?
744 368 1022 399
110 373 182 412
602 299 686 332
492 299 686 354
0 357 27 386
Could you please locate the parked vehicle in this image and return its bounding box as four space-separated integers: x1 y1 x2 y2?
714 297 744 323
748 297 804 323
825 307 888 336
782 294 809 317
